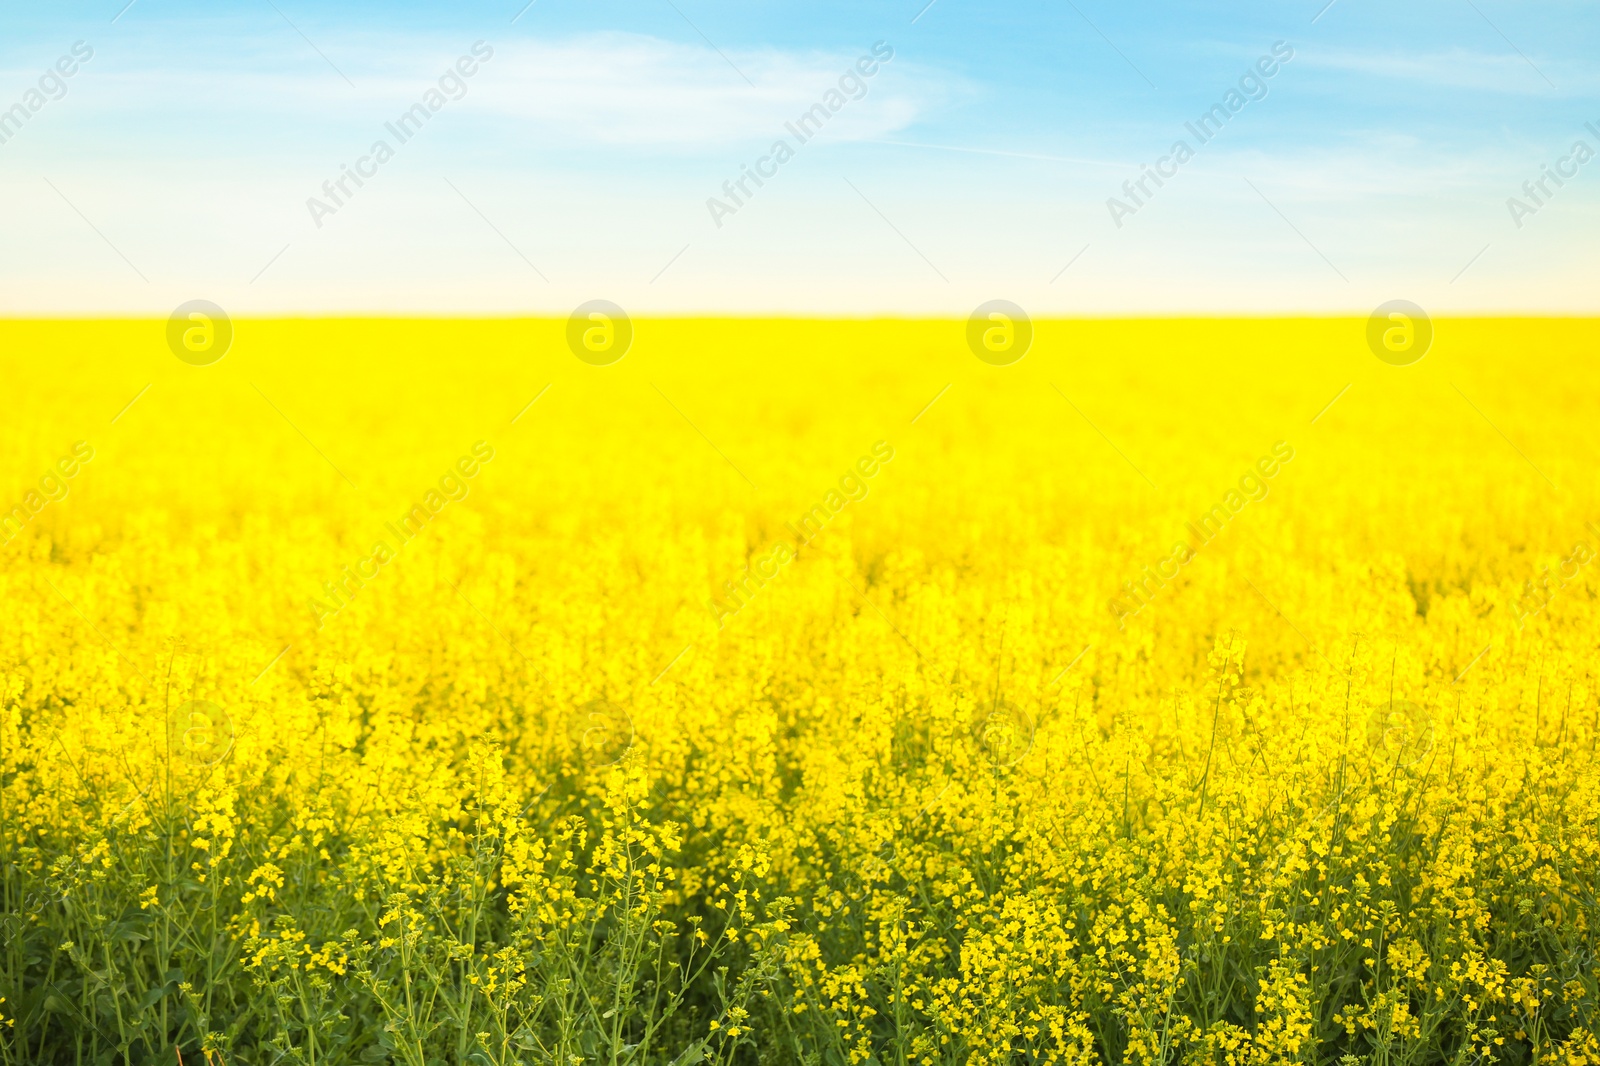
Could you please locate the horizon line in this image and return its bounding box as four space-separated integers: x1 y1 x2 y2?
3 311 1597 322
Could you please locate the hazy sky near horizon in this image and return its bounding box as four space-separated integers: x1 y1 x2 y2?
1 0 1597 314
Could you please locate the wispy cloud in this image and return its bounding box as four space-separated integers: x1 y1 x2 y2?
1300 47 1581 94
472 35 955 145
70 32 955 149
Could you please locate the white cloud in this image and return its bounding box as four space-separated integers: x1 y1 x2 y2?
74 32 952 149
472 35 945 146
1299 47 1575 94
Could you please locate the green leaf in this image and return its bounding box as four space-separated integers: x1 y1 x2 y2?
670 1039 705 1066
112 924 150 945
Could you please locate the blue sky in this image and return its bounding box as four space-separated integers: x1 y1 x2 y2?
1 0 1596 312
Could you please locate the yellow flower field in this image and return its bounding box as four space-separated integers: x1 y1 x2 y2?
1 316 1597 1066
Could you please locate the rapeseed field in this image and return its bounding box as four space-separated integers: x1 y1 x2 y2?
1 317 1596 1066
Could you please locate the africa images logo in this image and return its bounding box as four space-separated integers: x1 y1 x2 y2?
305 42 494 228
705 41 895 228
1106 41 1293 228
